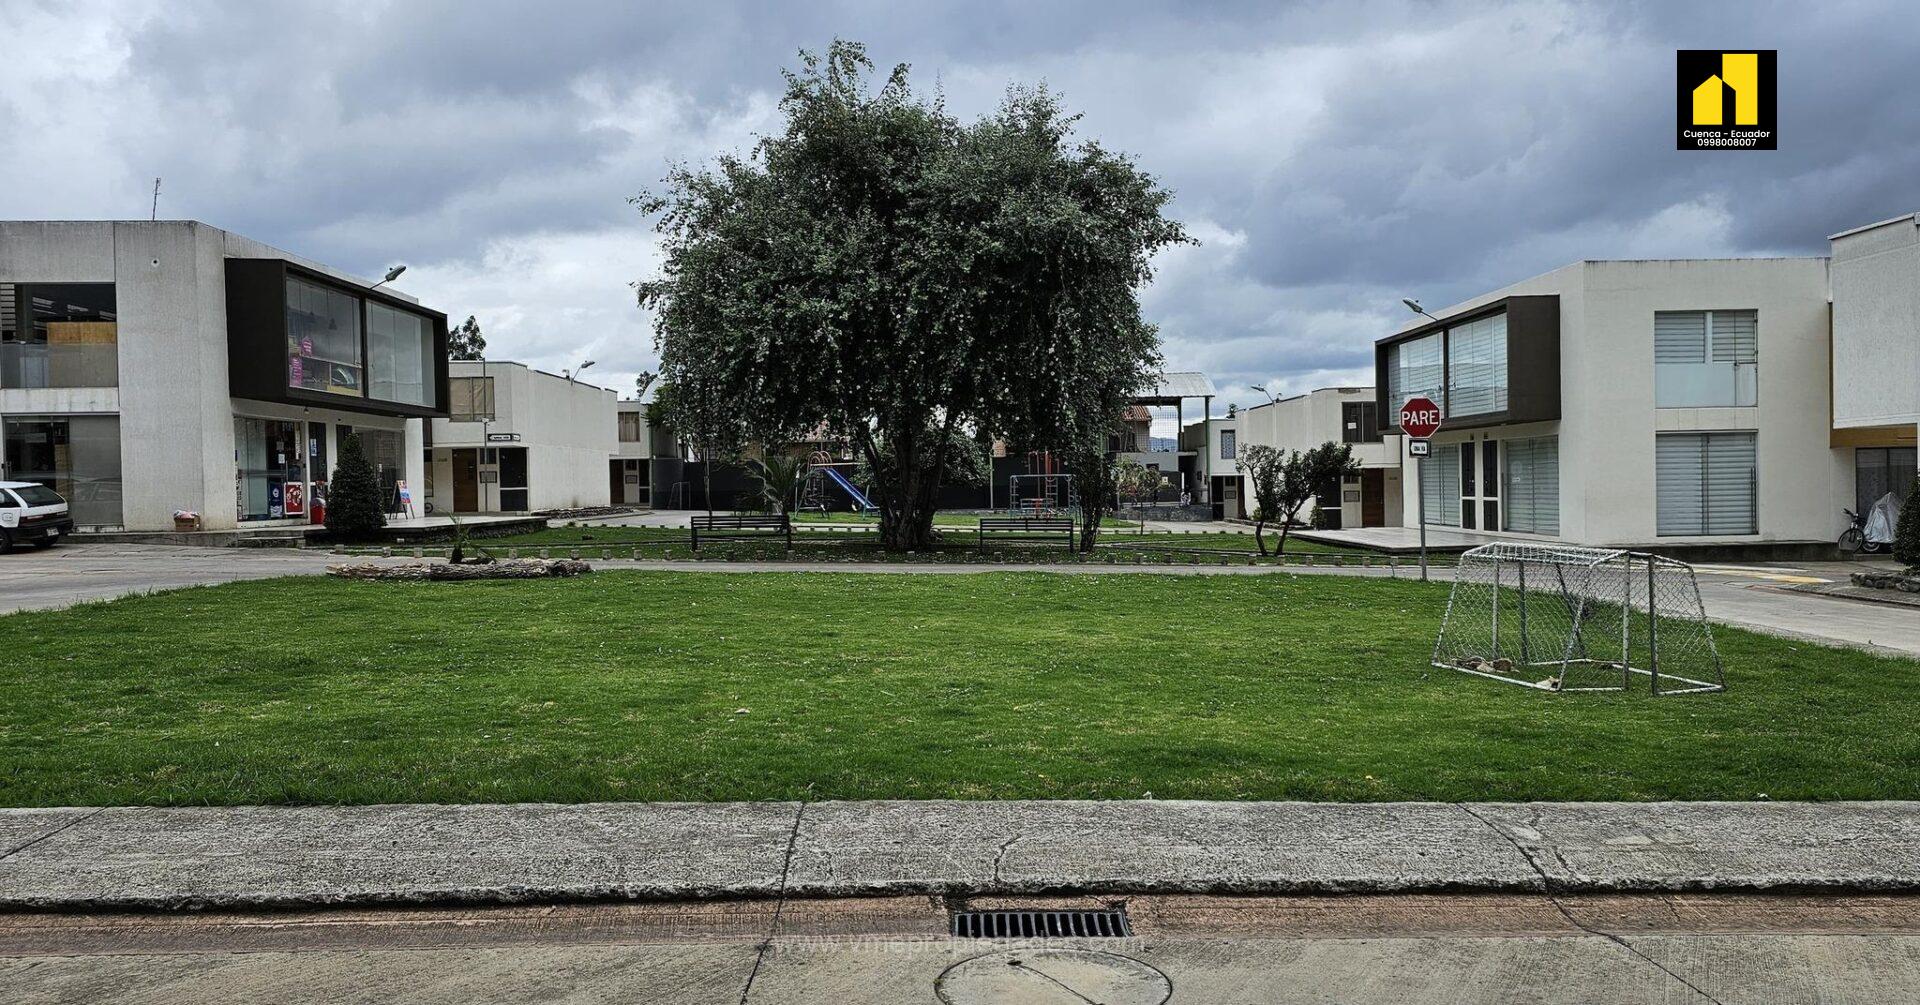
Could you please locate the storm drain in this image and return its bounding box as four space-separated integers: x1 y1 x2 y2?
950 908 1133 939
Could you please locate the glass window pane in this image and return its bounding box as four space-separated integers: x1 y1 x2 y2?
1445 313 1507 417
1 283 119 389
286 277 363 397
367 302 435 408
1388 332 1444 416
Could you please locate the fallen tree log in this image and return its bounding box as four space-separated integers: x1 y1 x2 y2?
327 559 593 581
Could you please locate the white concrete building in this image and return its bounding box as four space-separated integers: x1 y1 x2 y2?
1376 258 1844 555
1239 387 1403 529
0 221 444 531
427 361 617 514
1828 215 1920 518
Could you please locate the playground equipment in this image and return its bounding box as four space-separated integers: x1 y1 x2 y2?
1008 472 1077 518
1432 542 1725 695
801 463 877 514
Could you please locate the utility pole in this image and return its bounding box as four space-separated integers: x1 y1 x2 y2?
150 178 161 221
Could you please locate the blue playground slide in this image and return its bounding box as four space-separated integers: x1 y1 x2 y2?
821 466 878 511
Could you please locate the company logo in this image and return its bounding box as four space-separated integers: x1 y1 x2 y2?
1677 50 1776 150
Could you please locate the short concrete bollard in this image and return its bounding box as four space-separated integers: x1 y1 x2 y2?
540 549 551 559
381 547 392 558
412 547 424 559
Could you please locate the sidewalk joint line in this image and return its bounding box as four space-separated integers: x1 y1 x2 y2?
1459 805 1725 1005
739 799 807 1005
0 807 107 864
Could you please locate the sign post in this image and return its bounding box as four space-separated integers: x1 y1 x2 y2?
1397 396 1443 581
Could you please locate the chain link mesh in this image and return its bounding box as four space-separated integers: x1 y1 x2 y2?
1431 543 1725 695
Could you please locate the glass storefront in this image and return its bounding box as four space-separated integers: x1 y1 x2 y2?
234 417 307 521
1 415 123 526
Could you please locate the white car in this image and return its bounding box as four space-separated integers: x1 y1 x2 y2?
0 480 75 553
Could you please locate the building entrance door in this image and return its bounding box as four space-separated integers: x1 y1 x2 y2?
1361 469 1385 526
452 448 479 512
1458 439 1499 531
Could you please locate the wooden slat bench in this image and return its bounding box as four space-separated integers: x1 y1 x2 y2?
690 514 793 551
977 516 1076 551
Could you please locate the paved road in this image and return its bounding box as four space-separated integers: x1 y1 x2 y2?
6 544 1918 656
4 892 1916 1003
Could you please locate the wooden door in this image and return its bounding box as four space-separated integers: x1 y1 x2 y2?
453 449 479 512
1361 469 1385 526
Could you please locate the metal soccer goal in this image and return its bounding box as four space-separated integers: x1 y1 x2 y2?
1431 542 1726 695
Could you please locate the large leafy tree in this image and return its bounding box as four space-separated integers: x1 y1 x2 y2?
638 41 1185 550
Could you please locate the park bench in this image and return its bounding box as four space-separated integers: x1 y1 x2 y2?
690 513 793 551
977 516 1076 551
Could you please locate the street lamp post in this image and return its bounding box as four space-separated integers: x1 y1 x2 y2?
1401 298 1444 581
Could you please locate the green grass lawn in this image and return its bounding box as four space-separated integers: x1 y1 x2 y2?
2 572 1912 807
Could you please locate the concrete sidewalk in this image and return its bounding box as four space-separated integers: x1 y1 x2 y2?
3 800 1914 911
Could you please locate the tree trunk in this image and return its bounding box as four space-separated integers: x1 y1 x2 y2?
1275 508 1294 556
1253 517 1268 556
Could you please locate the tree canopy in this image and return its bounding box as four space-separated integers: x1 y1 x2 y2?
448 315 486 361
637 40 1187 549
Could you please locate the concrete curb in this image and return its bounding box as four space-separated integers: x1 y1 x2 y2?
3 800 1916 911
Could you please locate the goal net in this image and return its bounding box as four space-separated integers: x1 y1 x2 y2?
1432 542 1725 695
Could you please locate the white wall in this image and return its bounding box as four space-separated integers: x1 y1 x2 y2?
430 361 617 512
1830 215 1920 430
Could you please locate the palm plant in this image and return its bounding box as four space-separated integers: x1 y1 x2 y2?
754 453 807 515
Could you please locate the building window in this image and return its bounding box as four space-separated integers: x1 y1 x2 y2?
1219 430 1236 460
1503 436 1560 535
1418 442 1461 528
366 301 435 408
286 277 363 397
448 376 496 422
1855 446 1917 517
1445 313 1508 417
1657 431 1757 536
0 283 119 389
1654 310 1757 407
1341 401 1381 443
2 415 122 527
1387 331 1443 415
619 412 643 442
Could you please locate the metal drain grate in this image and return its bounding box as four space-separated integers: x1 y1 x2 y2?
950 908 1133 939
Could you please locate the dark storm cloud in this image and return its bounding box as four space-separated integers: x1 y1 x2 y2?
3 0 1917 405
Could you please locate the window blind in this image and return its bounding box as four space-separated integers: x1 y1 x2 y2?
1503 436 1560 535
1657 432 1756 535
1654 311 1707 364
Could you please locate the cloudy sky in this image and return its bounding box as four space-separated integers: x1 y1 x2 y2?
5 1 1916 413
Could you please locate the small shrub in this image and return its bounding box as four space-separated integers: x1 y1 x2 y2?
1895 478 1920 568
325 433 387 543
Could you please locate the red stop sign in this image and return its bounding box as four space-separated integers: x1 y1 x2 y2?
1398 396 1443 439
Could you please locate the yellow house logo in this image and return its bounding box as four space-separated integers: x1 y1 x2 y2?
1678 50 1776 150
